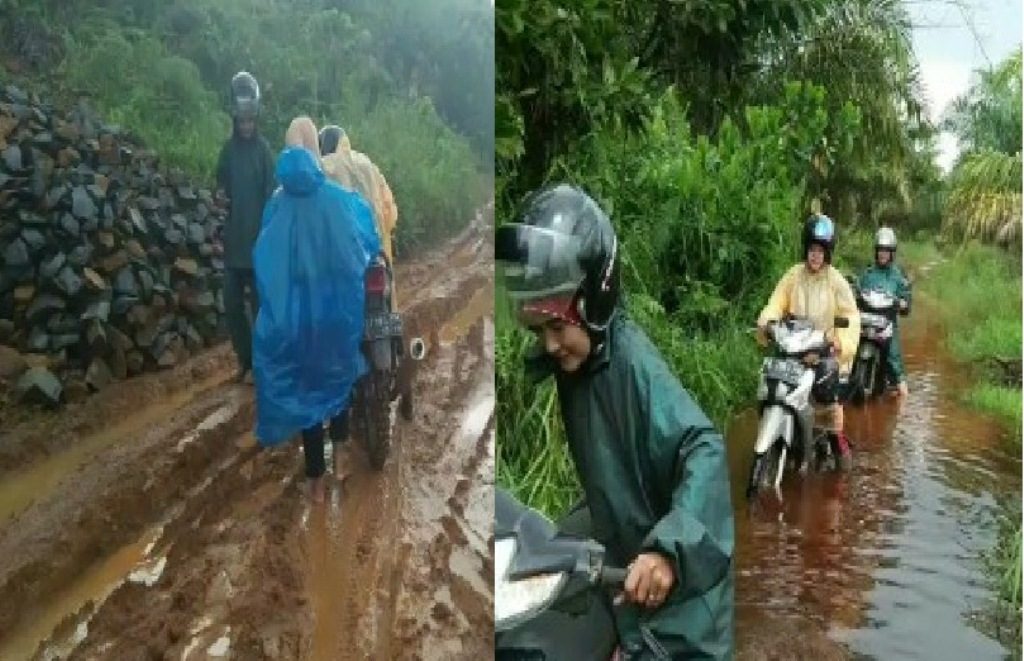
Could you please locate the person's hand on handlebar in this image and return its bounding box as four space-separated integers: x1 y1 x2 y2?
620 552 676 609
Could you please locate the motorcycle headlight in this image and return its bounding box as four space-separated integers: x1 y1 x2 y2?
494 537 568 632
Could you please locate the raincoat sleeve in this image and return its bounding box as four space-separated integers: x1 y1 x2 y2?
637 355 734 600
757 265 799 326
353 193 382 258
376 167 397 232
215 142 231 196
831 273 861 367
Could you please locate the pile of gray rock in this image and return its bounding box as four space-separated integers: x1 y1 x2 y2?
0 84 227 406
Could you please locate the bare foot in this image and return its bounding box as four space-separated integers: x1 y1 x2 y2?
897 381 909 397
333 443 355 483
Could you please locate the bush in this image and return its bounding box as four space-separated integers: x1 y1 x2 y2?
35 1 488 255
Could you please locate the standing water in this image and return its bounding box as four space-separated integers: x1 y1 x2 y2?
728 304 1021 659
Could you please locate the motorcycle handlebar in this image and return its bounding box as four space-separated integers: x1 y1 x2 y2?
600 566 628 587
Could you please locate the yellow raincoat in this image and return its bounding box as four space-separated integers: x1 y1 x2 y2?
321 135 397 265
284 117 322 165
757 263 861 373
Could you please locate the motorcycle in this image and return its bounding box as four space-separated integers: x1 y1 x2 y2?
746 316 849 496
350 255 424 470
495 487 659 660
849 286 906 402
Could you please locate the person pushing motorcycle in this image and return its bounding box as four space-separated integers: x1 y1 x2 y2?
857 227 912 397
757 214 860 472
496 184 734 660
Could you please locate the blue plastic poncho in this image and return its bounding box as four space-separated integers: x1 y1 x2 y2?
252 146 381 446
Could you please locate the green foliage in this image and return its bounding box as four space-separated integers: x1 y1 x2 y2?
943 51 1023 158
944 150 1022 247
494 0 930 515
943 51 1023 249
966 384 1023 437
983 506 1022 649
61 16 228 179
335 0 495 163
7 0 490 254
348 100 484 253
496 84 857 513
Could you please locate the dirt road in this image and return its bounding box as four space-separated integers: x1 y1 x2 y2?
0 215 495 660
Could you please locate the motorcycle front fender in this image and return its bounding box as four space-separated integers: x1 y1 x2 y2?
754 405 793 455
858 342 878 361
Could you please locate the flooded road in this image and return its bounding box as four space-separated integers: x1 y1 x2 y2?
729 302 1021 659
0 215 494 660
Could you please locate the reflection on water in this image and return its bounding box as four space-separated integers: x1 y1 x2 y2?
729 306 1021 659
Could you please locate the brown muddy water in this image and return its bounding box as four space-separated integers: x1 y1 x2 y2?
728 305 1021 659
0 219 494 660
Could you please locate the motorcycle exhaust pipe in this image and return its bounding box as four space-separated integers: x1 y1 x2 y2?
409 337 426 361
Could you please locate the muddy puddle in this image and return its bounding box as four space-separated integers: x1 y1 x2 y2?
728 302 1021 659
300 232 494 660
0 220 494 660
0 374 230 525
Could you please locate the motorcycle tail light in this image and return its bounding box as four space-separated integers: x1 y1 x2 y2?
365 265 388 294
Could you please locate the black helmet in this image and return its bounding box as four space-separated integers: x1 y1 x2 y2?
802 213 836 263
496 184 620 332
230 71 260 119
318 124 346 156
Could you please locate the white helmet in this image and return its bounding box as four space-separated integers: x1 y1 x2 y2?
875 227 897 251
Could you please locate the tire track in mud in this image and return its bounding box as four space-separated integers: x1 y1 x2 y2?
304 221 494 660
0 216 494 660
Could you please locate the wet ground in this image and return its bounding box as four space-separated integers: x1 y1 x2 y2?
729 299 1021 660
0 214 494 660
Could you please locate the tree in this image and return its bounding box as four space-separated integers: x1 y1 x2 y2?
942 51 1022 247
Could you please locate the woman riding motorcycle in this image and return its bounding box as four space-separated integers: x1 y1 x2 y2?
756 214 860 471
496 184 734 660
857 227 912 397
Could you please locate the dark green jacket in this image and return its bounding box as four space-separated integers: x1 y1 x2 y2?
857 263 912 318
216 128 276 269
530 315 735 659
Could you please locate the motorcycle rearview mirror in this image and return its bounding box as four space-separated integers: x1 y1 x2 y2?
409 337 426 361
834 317 850 328
495 488 610 631
495 536 569 632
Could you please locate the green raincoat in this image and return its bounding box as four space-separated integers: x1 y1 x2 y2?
529 315 735 659
215 128 277 269
857 262 912 384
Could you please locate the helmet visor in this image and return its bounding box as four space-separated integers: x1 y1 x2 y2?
496 223 586 324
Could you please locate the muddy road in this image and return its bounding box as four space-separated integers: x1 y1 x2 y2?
0 215 494 660
729 297 1021 660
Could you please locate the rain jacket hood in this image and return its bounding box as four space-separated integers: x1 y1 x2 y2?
527 315 735 659
252 146 381 446
284 117 322 169
275 146 323 197
322 136 398 265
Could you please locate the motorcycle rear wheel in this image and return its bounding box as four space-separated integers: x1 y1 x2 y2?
357 371 393 471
